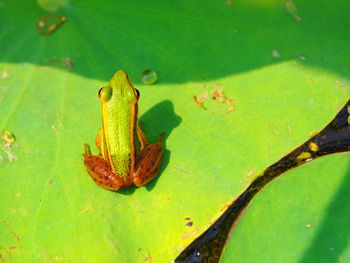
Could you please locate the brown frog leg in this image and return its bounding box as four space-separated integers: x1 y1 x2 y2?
83 144 133 190
132 133 164 186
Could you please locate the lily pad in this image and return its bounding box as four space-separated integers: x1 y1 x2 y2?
0 0 350 262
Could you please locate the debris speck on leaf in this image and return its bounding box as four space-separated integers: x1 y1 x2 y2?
299 56 306 61
226 98 234 112
285 0 301 22
1 130 15 147
36 14 67 35
38 20 45 28
272 49 281 58
194 84 234 113
57 118 65 129
173 166 192 175
186 221 193 227
269 123 279 134
193 91 208 110
143 250 153 262
306 224 312 228
211 84 235 113
247 169 256 179
225 0 232 7
47 57 73 68
3 148 17 162
184 217 194 227
62 57 73 67
0 130 17 162
337 80 346 90
1 70 9 79
51 124 58 134
12 232 20 242
211 84 225 102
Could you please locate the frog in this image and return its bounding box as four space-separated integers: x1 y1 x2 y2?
83 70 164 190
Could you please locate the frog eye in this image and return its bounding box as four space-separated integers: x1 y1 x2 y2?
135 89 140 99
98 87 103 97
98 86 112 103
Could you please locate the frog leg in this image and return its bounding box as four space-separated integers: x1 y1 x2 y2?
83 144 133 190
132 133 164 186
95 128 103 152
95 128 109 158
136 121 148 152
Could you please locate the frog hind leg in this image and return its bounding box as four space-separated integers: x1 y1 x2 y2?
84 144 133 190
132 133 164 186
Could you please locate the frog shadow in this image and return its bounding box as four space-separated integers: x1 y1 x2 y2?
117 100 182 195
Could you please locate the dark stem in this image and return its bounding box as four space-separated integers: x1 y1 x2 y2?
174 99 350 263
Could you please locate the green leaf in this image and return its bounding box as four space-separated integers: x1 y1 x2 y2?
0 0 349 262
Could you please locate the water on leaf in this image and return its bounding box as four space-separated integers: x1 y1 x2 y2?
141 69 158 85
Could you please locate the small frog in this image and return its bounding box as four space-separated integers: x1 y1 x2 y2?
84 70 164 190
